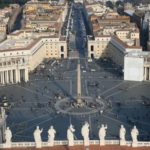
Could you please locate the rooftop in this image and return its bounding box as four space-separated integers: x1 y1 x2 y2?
26 0 66 6
23 0 66 32
0 38 34 51
126 51 150 58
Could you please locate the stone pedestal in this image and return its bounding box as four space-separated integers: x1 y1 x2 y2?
132 142 138 147
4 142 11 148
84 139 90 146
120 140 126 146
100 140 105 146
35 142 42 148
68 140 74 146
48 141 54 147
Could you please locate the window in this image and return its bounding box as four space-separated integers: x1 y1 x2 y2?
91 53 94 58
61 54 64 58
91 45 94 51
61 46 64 52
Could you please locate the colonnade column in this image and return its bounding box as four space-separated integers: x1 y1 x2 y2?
10 70 13 83
0 68 26 84
0 69 29 84
144 67 150 81
18 69 20 83
5 71 9 83
1 71 4 84
144 67 147 80
15 69 18 83
0 71 5 84
15 69 20 83
25 68 29 82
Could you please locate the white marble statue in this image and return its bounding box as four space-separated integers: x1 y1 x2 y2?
131 126 139 142
33 126 43 148
99 124 107 145
67 124 75 146
5 127 12 146
131 126 139 147
48 126 56 146
119 125 126 145
120 125 126 141
81 122 90 146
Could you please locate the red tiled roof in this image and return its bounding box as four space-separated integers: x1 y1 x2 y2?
3 145 150 150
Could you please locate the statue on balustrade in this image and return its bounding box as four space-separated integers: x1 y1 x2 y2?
5 127 12 144
131 126 139 142
99 124 107 145
33 126 43 148
131 125 139 147
120 125 126 141
48 126 56 146
67 124 75 146
119 125 126 145
81 122 90 146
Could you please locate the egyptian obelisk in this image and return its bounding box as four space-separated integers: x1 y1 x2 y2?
77 59 82 105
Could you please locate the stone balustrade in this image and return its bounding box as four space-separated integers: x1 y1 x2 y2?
1 123 148 149
0 140 150 149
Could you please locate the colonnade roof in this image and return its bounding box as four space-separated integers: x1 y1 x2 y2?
126 51 150 58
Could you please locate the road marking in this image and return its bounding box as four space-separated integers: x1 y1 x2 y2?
105 83 141 99
70 80 72 95
14 116 57 136
84 58 88 69
15 84 50 99
99 81 125 96
103 114 132 128
85 79 89 96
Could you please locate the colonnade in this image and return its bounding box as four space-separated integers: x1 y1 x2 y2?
0 68 29 85
144 67 150 81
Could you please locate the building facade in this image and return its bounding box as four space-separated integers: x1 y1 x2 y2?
124 52 150 81
0 0 68 85
0 32 67 85
85 1 150 81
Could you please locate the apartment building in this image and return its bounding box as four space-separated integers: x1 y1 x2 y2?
23 0 68 33
0 0 68 85
87 2 142 67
